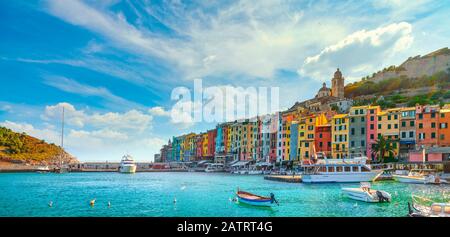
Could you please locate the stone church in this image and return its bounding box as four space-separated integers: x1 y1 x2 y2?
288 68 353 113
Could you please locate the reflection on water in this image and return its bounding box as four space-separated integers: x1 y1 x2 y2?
0 172 448 217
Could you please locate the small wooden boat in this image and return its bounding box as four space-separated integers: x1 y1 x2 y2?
236 189 278 207
341 182 391 203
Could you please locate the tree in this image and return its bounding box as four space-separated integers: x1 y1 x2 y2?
371 136 398 163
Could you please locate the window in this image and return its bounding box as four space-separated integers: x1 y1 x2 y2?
361 128 365 135
441 123 448 129
378 116 382 121
388 124 391 129
431 113 436 118
319 142 323 147
370 134 374 139
431 123 436 128
431 132 436 139
305 142 309 147
351 128 355 135
370 109 374 114
402 121 406 127
394 124 398 129
418 114 423 119
370 124 374 129
361 140 365 147
409 131 414 138
419 123 423 129
410 121 414 127
441 113 445 118
394 115 398 120
388 115 391 120
440 134 445 140
370 116 374 121
402 132 406 138
378 124 381 129
345 167 351 172
351 141 355 147
319 133 323 138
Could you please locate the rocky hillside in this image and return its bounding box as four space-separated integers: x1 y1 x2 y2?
362 47 450 83
0 126 77 165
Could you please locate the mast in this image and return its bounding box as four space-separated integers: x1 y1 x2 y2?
60 106 65 167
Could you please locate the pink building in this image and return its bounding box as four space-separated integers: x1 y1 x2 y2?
366 106 381 161
409 147 450 163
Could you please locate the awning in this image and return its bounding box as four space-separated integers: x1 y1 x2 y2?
231 161 251 167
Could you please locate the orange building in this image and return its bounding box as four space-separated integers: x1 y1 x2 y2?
438 107 450 147
416 105 440 147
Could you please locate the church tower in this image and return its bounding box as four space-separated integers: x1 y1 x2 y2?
331 68 345 98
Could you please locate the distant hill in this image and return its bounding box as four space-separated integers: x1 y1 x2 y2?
0 126 77 165
362 47 450 83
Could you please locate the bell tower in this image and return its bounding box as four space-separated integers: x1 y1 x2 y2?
331 68 345 98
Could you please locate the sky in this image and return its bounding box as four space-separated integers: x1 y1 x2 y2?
0 0 449 162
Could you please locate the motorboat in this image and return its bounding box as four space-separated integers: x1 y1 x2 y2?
393 169 447 184
301 152 383 183
408 195 450 217
205 163 225 172
341 182 391 203
236 189 278 207
119 154 137 173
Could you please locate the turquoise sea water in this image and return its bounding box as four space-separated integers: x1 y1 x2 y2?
0 172 448 217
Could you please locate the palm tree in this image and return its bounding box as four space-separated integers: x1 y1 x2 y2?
371 136 397 163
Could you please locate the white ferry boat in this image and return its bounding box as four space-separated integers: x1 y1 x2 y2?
205 163 225 172
119 154 137 173
301 152 383 183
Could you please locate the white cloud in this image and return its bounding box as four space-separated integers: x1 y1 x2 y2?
45 0 347 79
298 22 413 82
42 102 153 132
43 75 142 110
148 106 170 117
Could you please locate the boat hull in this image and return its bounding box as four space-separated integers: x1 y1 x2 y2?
392 175 439 184
237 197 273 207
341 188 391 203
302 171 381 183
119 165 137 173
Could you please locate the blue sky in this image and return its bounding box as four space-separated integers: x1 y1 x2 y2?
0 0 449 161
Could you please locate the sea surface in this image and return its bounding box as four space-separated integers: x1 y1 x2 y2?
0 172 448 217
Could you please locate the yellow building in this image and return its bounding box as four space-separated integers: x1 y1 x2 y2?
332 114 349 159
202 132 208 158
183 133 196 161
298 113 328 160
377 108 401 158
226 125 232 153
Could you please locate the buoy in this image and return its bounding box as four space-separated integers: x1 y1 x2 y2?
173 197 177 204
90 199 96 206
181 186 186 190
108 201 111 208
353 203 358 207
48 201 53 207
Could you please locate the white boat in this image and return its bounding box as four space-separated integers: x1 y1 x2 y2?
408 195 450 217
301 152 383 183
393 169 447 184
342 182 391 203
119 154 137 173
205 163 225 172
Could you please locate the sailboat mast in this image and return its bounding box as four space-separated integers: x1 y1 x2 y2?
60 106 64 167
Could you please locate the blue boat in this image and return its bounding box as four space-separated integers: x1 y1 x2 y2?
236 189 278 207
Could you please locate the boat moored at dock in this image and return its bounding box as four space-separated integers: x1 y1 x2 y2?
408 195 450 217
393 169 447 184
301 153 383 183
205 163 225 172
119 155 137 173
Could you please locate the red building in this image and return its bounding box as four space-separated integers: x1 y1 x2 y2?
207 129 217 158
195 134 204 160
315 124 332 154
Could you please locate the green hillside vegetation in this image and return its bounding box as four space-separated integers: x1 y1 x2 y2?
0 126 70 164
345 70 450 98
